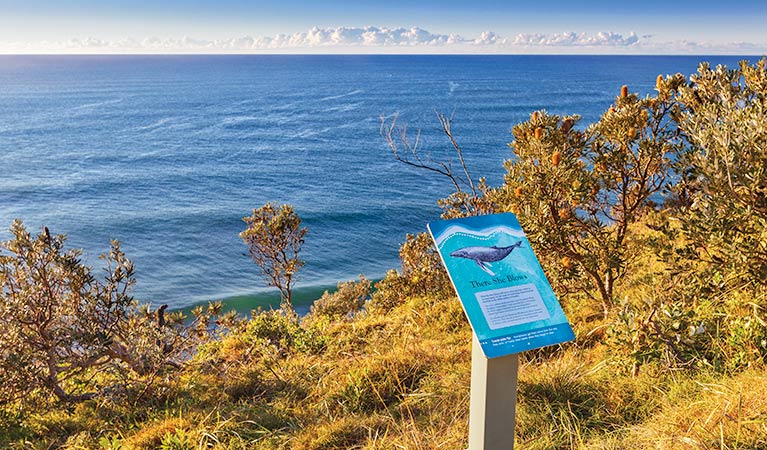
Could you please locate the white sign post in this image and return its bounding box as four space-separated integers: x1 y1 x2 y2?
428 213 574 449
467 334 519 450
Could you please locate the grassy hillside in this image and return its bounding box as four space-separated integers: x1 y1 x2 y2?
2 283 765 449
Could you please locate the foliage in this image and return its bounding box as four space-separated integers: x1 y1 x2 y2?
243 309 327 355
0 221 236 411
309 275 371 319
369 232 453 313
606 60 767 371
668 60 767 286
0 220 144 404
496 81 683 315
608 262 767 373
384 85 684 316
5 280 767 450
383 60 767 373
241 203 307 313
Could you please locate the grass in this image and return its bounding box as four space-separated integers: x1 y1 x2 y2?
1 289 766 449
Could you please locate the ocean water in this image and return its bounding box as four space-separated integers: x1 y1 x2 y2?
0 55 751 311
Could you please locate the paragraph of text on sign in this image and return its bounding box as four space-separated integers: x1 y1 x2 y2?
475 283 550 330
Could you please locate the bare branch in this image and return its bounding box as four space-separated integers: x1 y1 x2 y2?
436 110 477 196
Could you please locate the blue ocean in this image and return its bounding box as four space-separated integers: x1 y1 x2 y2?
0 55 751 312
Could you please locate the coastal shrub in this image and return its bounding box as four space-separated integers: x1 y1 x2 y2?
241 203 307 314
398 232 452 297
608 292 710 373
0 220 235 411
382 60 767 375
367 269 409 313
666 59 767 287
9 59 767 448
0 220 152 405
244 310 326 355
369 233 454 315
494 80 684 315
605 61 767 373
611 282 767 373
309 275 371 319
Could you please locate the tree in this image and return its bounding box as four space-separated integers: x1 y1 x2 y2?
241 203 307 313
0 220 140 401
384 90 683 316
668 59 767 286
0 220 235 406
498 81 684 315
0 220 138 403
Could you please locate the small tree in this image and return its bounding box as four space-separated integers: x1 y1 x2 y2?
0 220 137 403
0 220 234 406
241 203 307 313
498 81 684 315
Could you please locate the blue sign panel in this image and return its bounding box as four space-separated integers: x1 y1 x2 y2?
428 213 574 358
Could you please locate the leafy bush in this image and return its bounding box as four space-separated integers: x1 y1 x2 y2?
668 60 767 286
0 220 148 404
309 275 371 319
383 60 767 375
0 221 234 410
239 309 327 355
608 60 767 372
369 233 453 314
495 81 682 315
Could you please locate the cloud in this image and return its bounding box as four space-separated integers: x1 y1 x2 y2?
242 26 460 48
0 26 763 54
469 31 642 47
509 31 640 46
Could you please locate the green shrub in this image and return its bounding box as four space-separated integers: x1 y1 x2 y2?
368 269 410 314
669 59 767 287
495 82 682 315
159 429 194 450
245 310 327 355
369 233 453 314
309 275 371 319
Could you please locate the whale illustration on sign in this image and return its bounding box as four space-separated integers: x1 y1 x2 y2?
449 241 523 276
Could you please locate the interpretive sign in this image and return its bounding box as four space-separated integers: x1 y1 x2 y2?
428 213 574 358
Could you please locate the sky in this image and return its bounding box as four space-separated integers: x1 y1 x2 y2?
0 0 765 54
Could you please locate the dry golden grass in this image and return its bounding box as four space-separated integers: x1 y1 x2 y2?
606 370 767 449
3 289 766 450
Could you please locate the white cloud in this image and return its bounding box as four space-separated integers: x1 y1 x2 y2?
244 26 459 48
503 31 640 47
0 26 763 54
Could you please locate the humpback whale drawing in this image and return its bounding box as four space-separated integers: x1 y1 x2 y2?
450 241 523 276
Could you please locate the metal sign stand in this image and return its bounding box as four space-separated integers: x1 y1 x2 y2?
467 333 519 450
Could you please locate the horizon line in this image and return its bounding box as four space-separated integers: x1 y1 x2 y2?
1 52 764 57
